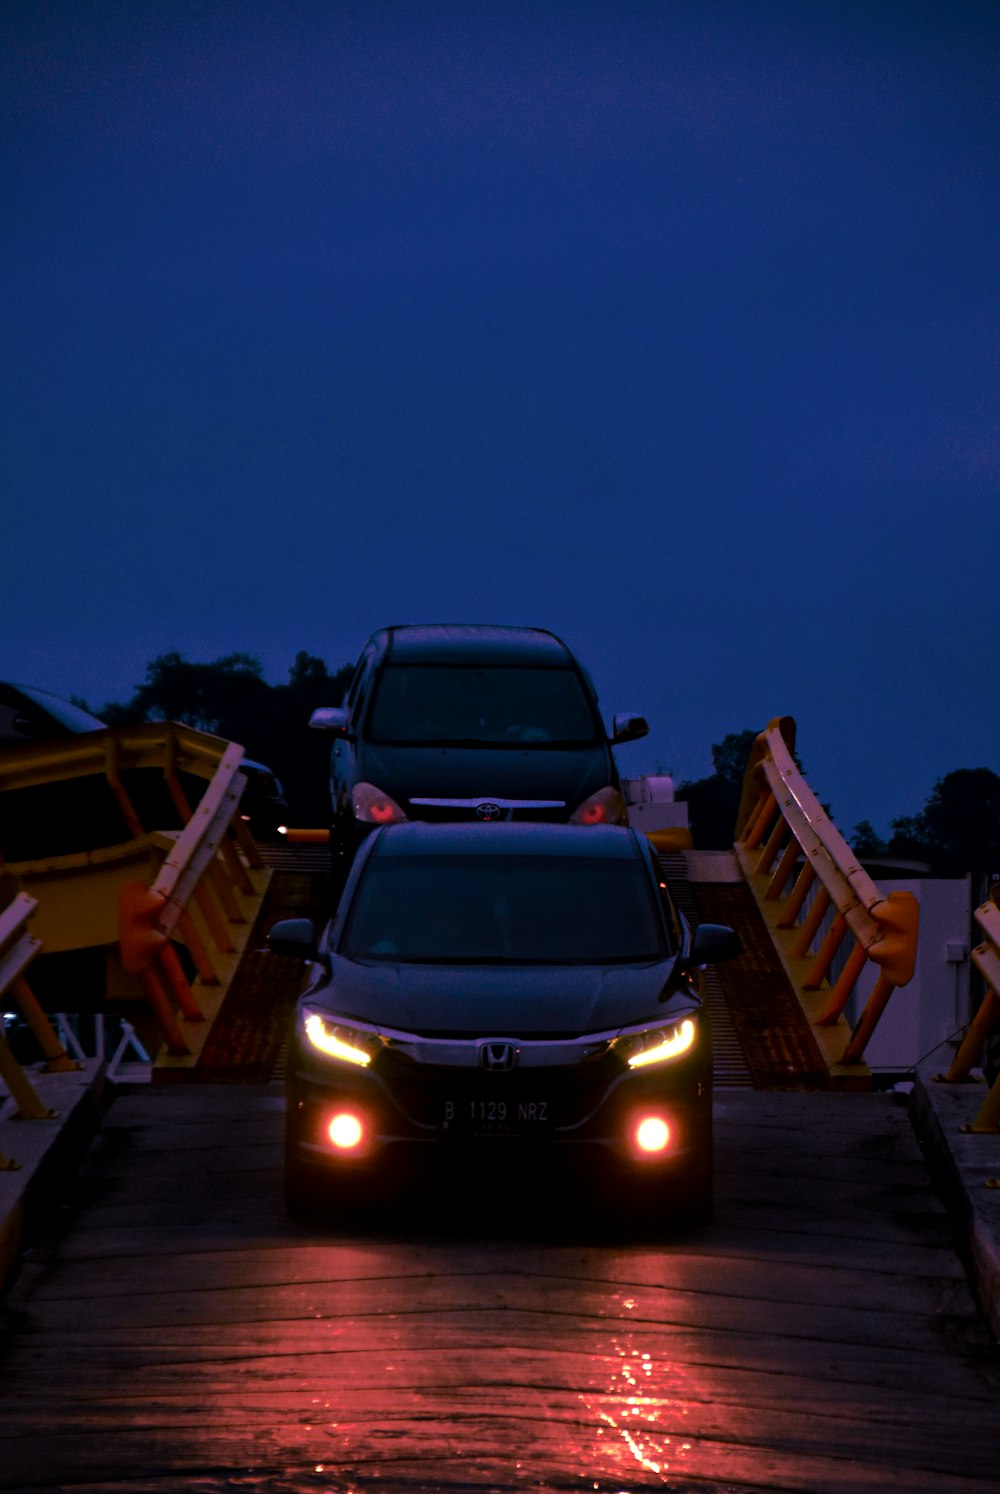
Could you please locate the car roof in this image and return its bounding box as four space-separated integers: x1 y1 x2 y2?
369 821 646 861
375 624 575 667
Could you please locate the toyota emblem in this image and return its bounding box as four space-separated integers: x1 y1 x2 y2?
476 801 504 821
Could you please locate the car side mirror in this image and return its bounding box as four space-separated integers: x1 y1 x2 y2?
685 923 740 968
308 706 349 734
611 713 649 745
11 712 44 739
267 918 318 959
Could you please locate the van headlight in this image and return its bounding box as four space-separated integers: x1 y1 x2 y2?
352 782 409 825
569 786 626 825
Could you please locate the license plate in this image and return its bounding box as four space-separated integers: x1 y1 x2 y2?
442 1096 550 1134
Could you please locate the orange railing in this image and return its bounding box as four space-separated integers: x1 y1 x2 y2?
734 717 920 1082
0 890 81 1168
941 884 1000 1135
0 723 269 1069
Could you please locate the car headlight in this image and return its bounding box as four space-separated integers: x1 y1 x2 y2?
613 1016 698 1069
569 786 626 825
352 781 409 825
302 1007 383 1066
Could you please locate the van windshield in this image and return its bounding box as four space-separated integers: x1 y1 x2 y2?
367 665 600 747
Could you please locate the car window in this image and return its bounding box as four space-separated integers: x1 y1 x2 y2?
340 853 670 964
345 667 364 714
365 665 600 746
346 646 376 719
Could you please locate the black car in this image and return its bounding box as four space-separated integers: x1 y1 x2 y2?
0 680 289 841
0 680 109 741
309 624 649 875
270 821 739 1226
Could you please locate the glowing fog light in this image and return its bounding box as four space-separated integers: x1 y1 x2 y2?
327 1111 365 1151
634 1116 671 1154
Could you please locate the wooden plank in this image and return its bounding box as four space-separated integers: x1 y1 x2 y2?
53 1202 958 1266
19 1241 974 1333
4 1381 999 1478
48 1206 963 1274
11 1282 980 1370
9 1340 994 1406
7 1316 994 1402
1 1412 997 1494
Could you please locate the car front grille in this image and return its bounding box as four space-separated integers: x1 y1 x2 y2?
408 802 569 825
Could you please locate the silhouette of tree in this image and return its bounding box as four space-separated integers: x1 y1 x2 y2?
121 651 270 737
676 728 760 849
99 650 352 824
849 819 887 858
886 768 1000 877
710 729 761 792
268 652 353 823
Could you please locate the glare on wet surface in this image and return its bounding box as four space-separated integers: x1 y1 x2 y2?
2 1086 998 1494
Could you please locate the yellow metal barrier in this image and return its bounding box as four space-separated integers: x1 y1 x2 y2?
941 884 1000 1136
734 717 920 1084
0 724 270 1071
0 891 75 1167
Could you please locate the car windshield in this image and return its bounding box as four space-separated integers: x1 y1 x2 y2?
341 853 670 965
366 665 600 746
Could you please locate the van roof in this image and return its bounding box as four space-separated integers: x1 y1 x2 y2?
377 624 573 667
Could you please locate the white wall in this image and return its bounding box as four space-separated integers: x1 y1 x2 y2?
849 878 972 1074
623 775 691 833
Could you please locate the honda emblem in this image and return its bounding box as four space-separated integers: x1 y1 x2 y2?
480 1041 517 1071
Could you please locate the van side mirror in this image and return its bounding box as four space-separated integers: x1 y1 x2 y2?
308 707 349 734
611 713 649 745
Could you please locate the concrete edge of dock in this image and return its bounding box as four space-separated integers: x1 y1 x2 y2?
910 1061 1000 1342
0 1061 111 1295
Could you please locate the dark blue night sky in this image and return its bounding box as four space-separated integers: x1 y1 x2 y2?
4 1 999 836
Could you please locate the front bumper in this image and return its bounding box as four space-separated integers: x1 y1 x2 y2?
285 1035 712 1179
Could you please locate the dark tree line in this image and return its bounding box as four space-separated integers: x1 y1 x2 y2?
88 660 1000 873
852 768 1000 878
674 729 761 851
95 650 353 825
677 729 1000 879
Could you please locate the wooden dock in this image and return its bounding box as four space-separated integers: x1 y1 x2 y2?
2 1083 998 1492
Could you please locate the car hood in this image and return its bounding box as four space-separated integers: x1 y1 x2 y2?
356 742 612 811
314 955 690 1035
